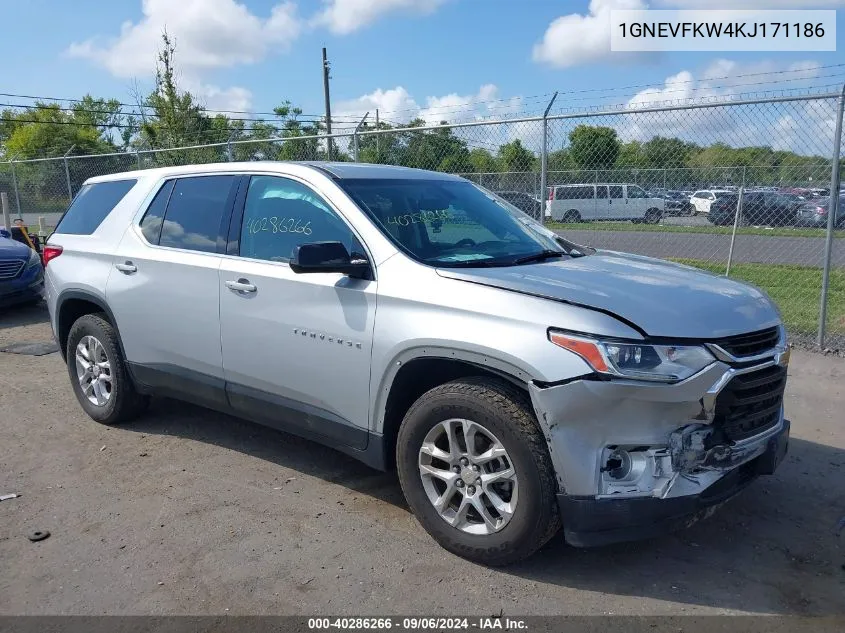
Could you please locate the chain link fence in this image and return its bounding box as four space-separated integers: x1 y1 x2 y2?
2 92 843 350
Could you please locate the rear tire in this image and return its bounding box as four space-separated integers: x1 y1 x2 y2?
644 208 662 225
562 210 581 223
66 313 148 426
396 377 560 566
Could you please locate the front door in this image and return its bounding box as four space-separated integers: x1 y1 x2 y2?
218 175 376 449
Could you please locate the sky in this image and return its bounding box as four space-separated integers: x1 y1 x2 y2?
1 0 844 134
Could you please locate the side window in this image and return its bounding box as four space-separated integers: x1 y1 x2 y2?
627 186 647 199
239 175 358 263
596 186 608 199
159 175 237 253
55 179 137 235
139 180 175 244
609 186 624 199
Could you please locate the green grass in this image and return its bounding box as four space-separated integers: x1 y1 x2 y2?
670 259 845 339
548 221 843 239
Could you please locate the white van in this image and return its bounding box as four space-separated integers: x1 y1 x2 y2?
546 184 665 224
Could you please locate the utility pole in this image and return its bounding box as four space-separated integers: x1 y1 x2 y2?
322 47 333 161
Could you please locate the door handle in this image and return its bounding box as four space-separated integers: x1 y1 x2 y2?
226 279 257 293
115 261 137 274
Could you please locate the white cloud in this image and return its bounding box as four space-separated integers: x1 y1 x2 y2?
623 59 833 153
313 0 447 34
67 0 301 77
334 86 420 124
336 84 525 127
533 0 647 68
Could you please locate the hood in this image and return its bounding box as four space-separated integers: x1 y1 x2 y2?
0 236 31 259
436 251 781 339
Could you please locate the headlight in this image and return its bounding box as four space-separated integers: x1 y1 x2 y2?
549 330 715 383
26 248 41 268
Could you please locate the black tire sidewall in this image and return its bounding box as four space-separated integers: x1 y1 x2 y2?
66 315 129 424
397 385 553 563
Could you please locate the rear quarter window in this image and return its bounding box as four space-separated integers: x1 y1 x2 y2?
55 179 137 235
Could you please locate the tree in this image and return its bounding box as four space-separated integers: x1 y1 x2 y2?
497 139 535 172
468 148 498 173
641 136 697 169
568 125 620 170
547 149 574 172
0 99 125 160
398 119 472 172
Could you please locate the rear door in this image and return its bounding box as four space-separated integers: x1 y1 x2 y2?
105 174 241 407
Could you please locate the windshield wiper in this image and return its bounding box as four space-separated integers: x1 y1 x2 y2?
512 250 566 265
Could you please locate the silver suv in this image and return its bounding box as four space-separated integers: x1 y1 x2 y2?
44 162 791 565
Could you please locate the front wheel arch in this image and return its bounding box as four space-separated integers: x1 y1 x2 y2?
376 353 533 470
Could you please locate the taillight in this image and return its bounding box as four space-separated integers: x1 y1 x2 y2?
42 245 63 266
816 206 828 215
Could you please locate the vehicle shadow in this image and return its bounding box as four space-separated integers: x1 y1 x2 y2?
0 300 49 329
129 397 845 614
127 397 408 509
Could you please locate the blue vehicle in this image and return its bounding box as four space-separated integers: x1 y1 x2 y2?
0 234 44 307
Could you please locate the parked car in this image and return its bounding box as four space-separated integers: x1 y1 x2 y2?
45 162 790 565
0 234 44 307
546 183 664 223
796 195 845 228
708 191 801 227
662 190 695 216
690 189 733 215
495 190 543 218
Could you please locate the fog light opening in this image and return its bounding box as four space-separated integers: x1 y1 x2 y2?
602 449 632 480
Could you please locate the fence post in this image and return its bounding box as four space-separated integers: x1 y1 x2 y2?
10 156 21 216
1 191 11 233
135 151 141 170
352 112 369 162
226 132 235 162
726 174 745 277
539 92 558 223
818 84 845 349
63 145 76 202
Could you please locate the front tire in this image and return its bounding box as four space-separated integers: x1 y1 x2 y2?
396 377 560 566
562 210 581 223
66 313 148 425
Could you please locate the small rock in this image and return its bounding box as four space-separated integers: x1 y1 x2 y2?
99 446 106 452
139 453 148 457
157 581 164 586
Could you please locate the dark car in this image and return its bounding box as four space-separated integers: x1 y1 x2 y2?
708 192 799 227
796 195 845 228
663 191 694 216
496 191 542 218
0 235 44 307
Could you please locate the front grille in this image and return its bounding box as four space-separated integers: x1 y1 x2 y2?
0 259 25 280
714 365 786 441
712 326 780 358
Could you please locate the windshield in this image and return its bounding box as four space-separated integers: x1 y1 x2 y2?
339 178 570 267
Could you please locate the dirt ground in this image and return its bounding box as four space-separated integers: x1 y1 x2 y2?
1 303 843 616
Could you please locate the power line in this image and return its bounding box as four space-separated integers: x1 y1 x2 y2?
555 62 845 98
0 90 364 121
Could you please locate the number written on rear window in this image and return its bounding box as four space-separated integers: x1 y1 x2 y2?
55 179 137 235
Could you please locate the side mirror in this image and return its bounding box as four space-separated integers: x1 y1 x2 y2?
290 241 370 278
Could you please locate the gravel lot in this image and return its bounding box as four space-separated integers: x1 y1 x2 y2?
1 303 843 616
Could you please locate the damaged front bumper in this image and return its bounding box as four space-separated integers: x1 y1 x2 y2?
528 352 790 547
